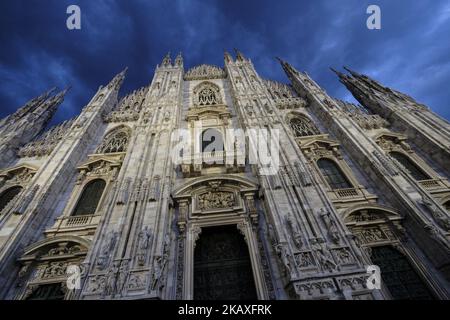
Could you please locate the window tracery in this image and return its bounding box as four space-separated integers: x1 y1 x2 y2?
193 82 223 106
96 127 130 154
290 116 320 137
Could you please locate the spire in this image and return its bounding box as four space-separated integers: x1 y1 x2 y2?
343 66 364 79
234 48 245 61
162 52 172 67
175 52 183 67
107 68 128 91
276 57 300 79
330 67 345 78
224 51 233 63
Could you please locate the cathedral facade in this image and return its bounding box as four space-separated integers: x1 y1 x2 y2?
0 51 449 300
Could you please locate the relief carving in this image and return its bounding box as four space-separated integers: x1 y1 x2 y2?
197 191 235 211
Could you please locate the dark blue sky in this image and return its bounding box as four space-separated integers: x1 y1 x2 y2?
1 0 449 125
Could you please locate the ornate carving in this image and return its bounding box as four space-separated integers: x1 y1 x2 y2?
294 251 316 268
372 150 398 176
136 226 152 266
97 230 118 270
197 191 235 211
150 255 167 293
42 262 68 279
127 272 146 291
104 86 148 123
290 116 320 137
420 197 450 231
116 177 132 205
192 82 223 106
312 242 337 272
184 64 226 80
286 215 303 250
319 209 341 244
96 126 131 154
332 247 355 265
18 119 75 158
274 242 294 278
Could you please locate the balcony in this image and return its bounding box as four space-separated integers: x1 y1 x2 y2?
418 178 448 190
327 187 377 206
45 214 102 236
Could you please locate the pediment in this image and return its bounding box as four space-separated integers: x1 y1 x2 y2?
373 131 406 143
19 235 91 261
78 155 123 171
173 174 258 199
343 204 402 225
297 135 339 149
0 164 38 184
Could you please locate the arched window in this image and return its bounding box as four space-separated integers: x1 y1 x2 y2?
193 82 222 106
201 128 224 153
96 127 130 154
390 152 430 181
317 158 352 189
289 116 320 137
72 179 106 216
198 88 218 106
370 246 434 300
0 186 22 212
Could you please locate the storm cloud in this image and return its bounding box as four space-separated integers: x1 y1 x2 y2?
1 0 449 125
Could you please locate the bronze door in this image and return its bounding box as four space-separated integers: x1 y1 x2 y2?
371 246 434 300
194 225 258 300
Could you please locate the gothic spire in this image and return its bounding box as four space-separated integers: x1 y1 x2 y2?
234 48 245 61
162 52 172 67
224 51 233 63
175 52 183 67
107 67 128 91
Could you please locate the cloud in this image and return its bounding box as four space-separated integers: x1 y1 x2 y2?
0 0 449 124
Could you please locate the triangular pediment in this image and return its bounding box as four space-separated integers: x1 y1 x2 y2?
0 164 38 183
77 156 122 171
373 131 406 142
297 134 339 149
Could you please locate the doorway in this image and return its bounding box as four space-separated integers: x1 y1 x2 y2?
194 225 258 300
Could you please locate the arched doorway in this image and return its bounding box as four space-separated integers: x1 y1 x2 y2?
370 246 434 300
193 225 257 300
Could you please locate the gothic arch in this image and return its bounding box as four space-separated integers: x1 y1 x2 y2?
192 81 223 106
286 112 320 137
96 125 131 154
317 157 353 190
71 178 106 216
